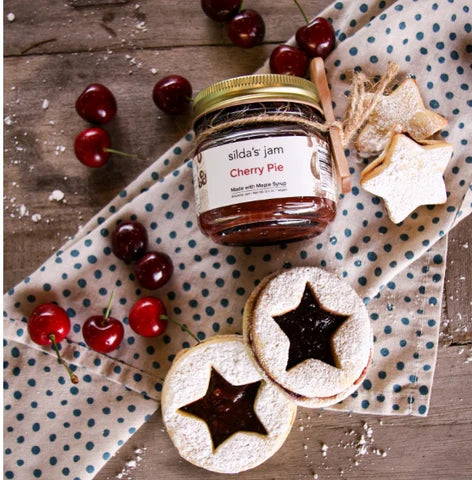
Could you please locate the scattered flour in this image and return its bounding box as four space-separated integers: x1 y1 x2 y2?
299 417 388 478
115 447 146 479
48 189 65 202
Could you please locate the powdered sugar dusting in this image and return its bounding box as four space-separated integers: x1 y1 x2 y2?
356 78 448 155
247 267 372 400
115 447 147 479
361 135 452 224
48 189 65 202
161 335 296 474
297 414 389 477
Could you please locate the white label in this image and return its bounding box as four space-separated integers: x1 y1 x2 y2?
193 135 336 215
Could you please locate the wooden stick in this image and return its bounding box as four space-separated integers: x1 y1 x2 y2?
310 57 352 194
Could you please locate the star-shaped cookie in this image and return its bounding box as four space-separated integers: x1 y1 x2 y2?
360 133 453 224
355 78 448 156
179 367 267 450
273 283 348 371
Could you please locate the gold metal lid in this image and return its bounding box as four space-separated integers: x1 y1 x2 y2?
193 74 321 121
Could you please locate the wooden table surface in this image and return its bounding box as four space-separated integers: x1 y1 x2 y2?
4 1 472 479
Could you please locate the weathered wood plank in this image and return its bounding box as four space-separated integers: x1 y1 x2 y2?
4 0 328 56
94 345 472 479
443 218 472 346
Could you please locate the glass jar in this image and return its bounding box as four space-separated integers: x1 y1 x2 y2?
192 74 337 246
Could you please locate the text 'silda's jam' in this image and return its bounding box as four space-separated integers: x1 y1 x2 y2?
192 74 337 246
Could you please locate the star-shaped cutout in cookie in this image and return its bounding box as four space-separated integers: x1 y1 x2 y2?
179 367 267 450
355 78 448 155
272 284 348 371
361 133 453 224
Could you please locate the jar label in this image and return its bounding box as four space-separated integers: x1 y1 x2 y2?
193 135 336 215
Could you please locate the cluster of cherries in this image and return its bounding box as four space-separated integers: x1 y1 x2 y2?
111 220 173 291
73 76 193 168
270 10 335 77
27 220 198 383
202 0 335 77
202 0 265 48
74 83 122 168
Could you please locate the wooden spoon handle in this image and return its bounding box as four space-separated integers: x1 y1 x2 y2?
310 57 351 194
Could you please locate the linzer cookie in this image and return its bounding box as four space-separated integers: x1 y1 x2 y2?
355 78 448 156
243 267 372 408
161 335 296 474
361 133 453 224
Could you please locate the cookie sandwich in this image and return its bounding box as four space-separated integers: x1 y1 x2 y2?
243 267 373 408
161 335 297 474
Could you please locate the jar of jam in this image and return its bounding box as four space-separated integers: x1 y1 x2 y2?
192 74 337 246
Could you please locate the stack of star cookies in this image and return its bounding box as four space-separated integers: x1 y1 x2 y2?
161 267 373 473
356 78 453 223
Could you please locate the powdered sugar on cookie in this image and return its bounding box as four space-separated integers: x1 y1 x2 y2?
355 78 448 156
162 335 296 474
244 268 372 403
360 134 452 224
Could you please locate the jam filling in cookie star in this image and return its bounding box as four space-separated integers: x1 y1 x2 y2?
272 284 348 371
360 133 453 224
355 78 448 156
179 367 268 450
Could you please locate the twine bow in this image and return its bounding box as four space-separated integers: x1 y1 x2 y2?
193 62 399 151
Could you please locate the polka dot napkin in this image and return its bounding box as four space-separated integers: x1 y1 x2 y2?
4 0 472 479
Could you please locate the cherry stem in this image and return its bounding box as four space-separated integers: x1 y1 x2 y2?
103 290 115 323
293 0 309 24
103 148 145 161
239 0 245 12
48 334 79 384
160 315 200 344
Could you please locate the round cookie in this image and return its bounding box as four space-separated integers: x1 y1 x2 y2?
161 335 297 474
243 267 373 408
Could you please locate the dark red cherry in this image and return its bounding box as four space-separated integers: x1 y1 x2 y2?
152 75 192 115
82 293 124 353
129 296 200 342
227 9 265 48
74 127 111 168
201 0 242 21
134 251 173 290
76 83 117 124
83 315 124 353
296 17 335 59
111 221 148 263
128 297 168 337
28 303 71 346
28 303 78 384
269 45 309 77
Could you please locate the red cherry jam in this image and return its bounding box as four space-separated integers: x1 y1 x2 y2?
192 75 337 246
273 284 348 370
179 367 267 449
